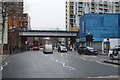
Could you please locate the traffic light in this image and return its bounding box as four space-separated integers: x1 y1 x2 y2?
86 35 93 42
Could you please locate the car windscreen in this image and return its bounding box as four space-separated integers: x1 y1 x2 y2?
60 46 66 49
33 41 38 47
87 47 94 50
113 48 120 51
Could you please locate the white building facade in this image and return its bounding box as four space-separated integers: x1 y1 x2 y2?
66 0 120 31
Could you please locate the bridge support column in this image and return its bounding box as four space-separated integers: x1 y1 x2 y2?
20 37 27 51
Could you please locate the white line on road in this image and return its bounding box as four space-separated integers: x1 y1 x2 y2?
96 60 119 67
2 62 8 67
113 65 118 67
43 54 48 56
56 59 58 62
56 60 64 64
64 65 76 70
0 66 3 71
51 57 76 70
49 57 56 60
62 62 65 66
57 61 76 70
0 62 8 71
88 75 118 78
96 61 103 64
42 53 77 71
81 57 86 61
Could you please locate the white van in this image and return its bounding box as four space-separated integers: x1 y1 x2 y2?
43 45 53 53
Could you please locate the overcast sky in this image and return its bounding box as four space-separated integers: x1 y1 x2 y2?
24 0 66 30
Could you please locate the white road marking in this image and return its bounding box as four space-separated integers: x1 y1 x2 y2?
43 54 47 56
56 59 58 62
49 57 56 60
62 62 65 66
81 57 86 61
64 65 76 70
55 60 61 63
96 61 103 64
58 61 64 64
91 56 97 57
0 66 3 71
96 60 119 67
0 62 8 71
49 57 77 70
113 65 118 67
88 75 117 78
2 62 8 67
42 52 77 71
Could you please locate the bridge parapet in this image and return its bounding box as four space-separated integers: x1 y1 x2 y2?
18 30 78 37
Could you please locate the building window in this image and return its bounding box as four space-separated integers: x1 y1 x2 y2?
13 21 16 23
13 16 16 19
18 21 21 25
23 17 26 19
70 15 73 18
19 17 22 19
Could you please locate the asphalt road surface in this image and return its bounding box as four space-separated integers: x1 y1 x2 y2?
1 50 119 78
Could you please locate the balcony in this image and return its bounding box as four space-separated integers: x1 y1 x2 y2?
78 8 83 11
99 6 104 9
91 9 95 12
104 6 108 9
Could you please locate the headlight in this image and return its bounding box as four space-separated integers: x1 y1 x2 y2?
61 49 63 50
90 50 94 52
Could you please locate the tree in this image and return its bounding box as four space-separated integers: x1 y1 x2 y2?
0 0 23 55
0 1 8 55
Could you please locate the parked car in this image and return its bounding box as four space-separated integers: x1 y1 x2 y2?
108 47 120 60
43 45 53 54
77 46 98 55
58 45 67 53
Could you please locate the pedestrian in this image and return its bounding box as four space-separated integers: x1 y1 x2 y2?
70 45 72 51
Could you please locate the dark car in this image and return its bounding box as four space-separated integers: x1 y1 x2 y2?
77 46 98 55
58 46 67 53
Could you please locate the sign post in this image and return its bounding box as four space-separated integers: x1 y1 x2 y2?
86 34 93 47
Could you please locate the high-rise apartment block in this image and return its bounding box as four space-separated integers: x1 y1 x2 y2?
66 0 120 31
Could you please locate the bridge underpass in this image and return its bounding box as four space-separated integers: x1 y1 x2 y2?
18 30 79 50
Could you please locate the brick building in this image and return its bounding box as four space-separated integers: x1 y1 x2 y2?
8 13 31 30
